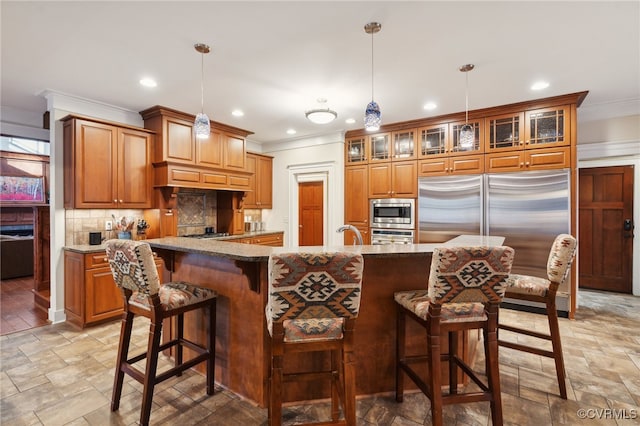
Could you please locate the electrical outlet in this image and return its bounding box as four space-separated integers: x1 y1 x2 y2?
105 221 112 231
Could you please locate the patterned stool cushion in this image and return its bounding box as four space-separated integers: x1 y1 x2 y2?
394 290 487 323
266 252 364 340
505 274 550 297
129 282 218 311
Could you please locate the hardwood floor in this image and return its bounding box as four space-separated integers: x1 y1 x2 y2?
0 276 49 335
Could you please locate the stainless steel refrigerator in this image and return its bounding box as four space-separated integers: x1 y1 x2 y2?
418 169 571 314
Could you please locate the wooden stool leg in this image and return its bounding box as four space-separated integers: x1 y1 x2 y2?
448 331 458 395
269 353 283 426
111 312 134 412
207 299 216 395
485 313 503 426
395 306 406 402
343 346 357 426
140 319 163 426
547 298 567 399
331 349 340 422
428 327 444 426
176 313 184 376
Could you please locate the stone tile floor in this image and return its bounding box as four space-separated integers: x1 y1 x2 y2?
1 289 639 425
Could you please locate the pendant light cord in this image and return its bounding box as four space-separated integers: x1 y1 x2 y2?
465 70 469 124
370 30 375 102
200 51 205 114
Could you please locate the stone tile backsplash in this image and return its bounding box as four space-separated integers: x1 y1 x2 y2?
65 208 145 245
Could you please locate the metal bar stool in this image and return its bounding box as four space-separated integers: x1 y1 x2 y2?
266 251 364 426
105 239 217 426
499 233 577 399
394 246 514 426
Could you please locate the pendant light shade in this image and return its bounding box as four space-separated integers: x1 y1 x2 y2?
364 22 382 131
194 43 211 139
459 64 475 149
305 98 337 124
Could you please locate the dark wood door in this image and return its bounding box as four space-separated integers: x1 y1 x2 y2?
298 181 323 246
579 166 634 293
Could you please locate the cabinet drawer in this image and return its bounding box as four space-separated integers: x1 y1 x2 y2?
85 252 109 268
170 167 200 183
202 171 227 185
228 174 251 189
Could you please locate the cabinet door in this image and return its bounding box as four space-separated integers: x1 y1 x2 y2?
256 155 273 208
450 154 485 175
244 153 258 208
345 165 368 223
525 105 570 148
165 117 195 163
525 146 570 170
418 124 448 158
392 129 417 160
74 120 118 208
197 127 224 168
342 224 370 245
449 120 484 156
485 151 525 173
224 134 246 171
117 128 153 208
369 133 391 162
391 161 417 197
418 158 448 177
85 266 123 324
346 136 368 164
485 112 525 152
368 163 392 198
64 251 85 326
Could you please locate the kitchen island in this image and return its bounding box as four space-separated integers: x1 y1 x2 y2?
146 235 504 406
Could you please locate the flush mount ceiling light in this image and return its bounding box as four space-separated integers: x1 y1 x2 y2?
305 98 337 124
459 64 475 149
193 43 211 139
364 22 382 131
531 81 550 91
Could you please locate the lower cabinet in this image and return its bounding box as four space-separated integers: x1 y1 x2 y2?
64 250 164 328
229 232 284 246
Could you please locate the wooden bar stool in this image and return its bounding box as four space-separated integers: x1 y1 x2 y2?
499 233 577 399
266 251 364 426
394 246 514 426
105 239 218 426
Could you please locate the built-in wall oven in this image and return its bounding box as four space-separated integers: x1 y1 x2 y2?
370 198 416 244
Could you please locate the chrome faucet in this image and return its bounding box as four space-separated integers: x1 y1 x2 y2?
337 224 363 246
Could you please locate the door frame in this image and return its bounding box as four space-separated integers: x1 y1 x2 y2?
287 161 341 248
578 155 639 296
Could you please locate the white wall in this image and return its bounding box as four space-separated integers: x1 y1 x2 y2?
263 132 345 248
578 113 640 296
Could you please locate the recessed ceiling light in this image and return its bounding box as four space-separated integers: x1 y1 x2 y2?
232 109 244 117
531 81 550 91
139 78 157 88
286 129 296 135
345 118 356 124
423 102 437 111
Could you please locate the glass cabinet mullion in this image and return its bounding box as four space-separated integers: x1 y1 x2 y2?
369 133 390 161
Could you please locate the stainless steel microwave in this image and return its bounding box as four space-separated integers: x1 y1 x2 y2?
370 198 415 229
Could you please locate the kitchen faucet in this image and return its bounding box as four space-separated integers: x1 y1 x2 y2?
336 224 363 246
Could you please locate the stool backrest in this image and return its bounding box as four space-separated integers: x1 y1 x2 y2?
267 252 364 324
105 239 160 296
547 234 577 284
427 246 514 305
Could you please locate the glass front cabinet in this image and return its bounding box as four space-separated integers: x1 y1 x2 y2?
525 105 570 148
345 136 368 165
418 120 483 158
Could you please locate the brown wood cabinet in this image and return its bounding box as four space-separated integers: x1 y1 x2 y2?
485 146 570 172
64 249 164 328
62 116 154 209
244 152 273 209
140 106 253 191
368 160 417 198
418 154 484 177
344 165 370 245
229 232 284 246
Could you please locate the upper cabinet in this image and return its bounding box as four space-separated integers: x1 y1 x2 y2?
417 120 483 159
345 136 368 165
139 106 253 191
244 152 273 209
62 116 154 209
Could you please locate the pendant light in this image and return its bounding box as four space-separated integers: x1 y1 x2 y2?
459 64 475 149
194 43 211 139
364 22 382 131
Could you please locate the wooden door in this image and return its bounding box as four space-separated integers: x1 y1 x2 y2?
197 128 224 168
344 165 368 224
368 163 392 198
224 134 246 171
75 120 117 207
298 181 323 246
244 153 257 207
579 166 634 293
391 160 417 197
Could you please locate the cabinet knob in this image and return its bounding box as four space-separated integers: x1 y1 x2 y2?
119 200 123 203
525 162 530 167
519 141 524 146
114 199 117 203
520 162 524 168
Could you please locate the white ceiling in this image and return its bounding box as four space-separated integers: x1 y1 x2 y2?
1 1 639 145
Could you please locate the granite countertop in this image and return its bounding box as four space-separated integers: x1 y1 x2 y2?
64 234 506 260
